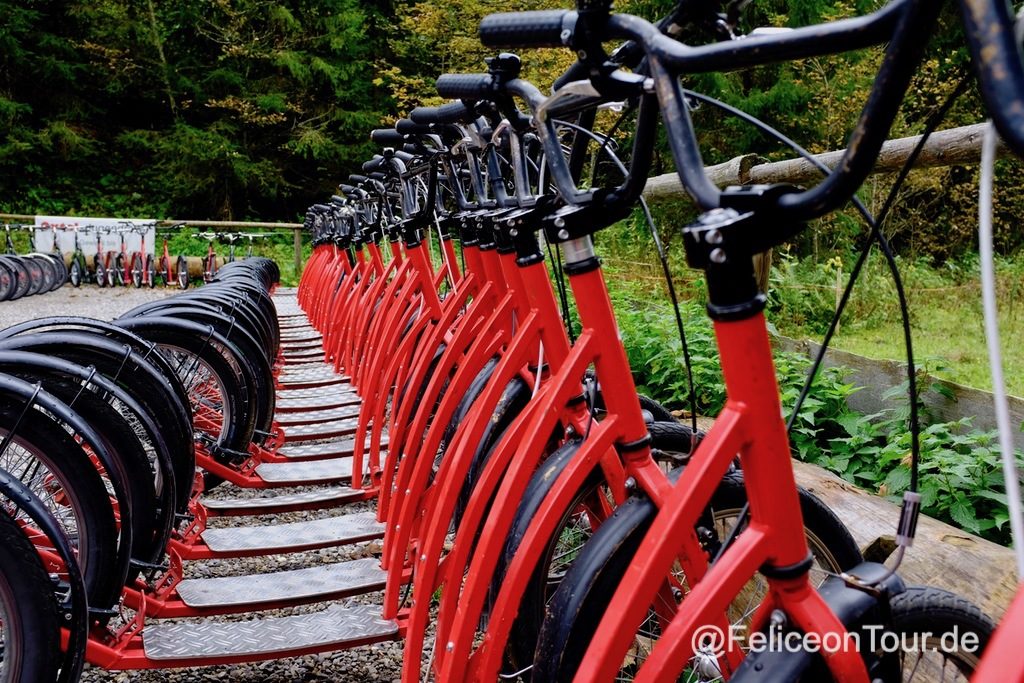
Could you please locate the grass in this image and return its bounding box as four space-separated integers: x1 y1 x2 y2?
766 250 1024 396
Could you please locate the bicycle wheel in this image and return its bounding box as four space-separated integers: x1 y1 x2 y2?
69 256 83 287
113 254 125 287
177 255 190 289
94 255 106 288
105 253 117 287
20 257 46 296
145 255 156 288
160 256 172 288
26 255 55 293
532 470 862 682
0 403 121 609
130 253 143 288
0 328 195 511
878 586 993 682
0 259 15 300
0 510 61 683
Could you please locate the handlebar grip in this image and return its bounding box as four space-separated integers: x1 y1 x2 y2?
348 174 368 184
478 11 576 48
395 118 433 135
395 150 415 163
410 101 474 125
435 73 494 100
338 184 356 194
370 128 405 146
368 172 386 181
362 157 385 173
331 195 346 204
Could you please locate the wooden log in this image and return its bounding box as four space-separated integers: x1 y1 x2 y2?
642 123 1011 202
793 460 1018 619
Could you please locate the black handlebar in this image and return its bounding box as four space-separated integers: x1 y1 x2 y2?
395 118 433 135
478 10 576 49
435 73 495 100
411 101 474 125
370 128 406 147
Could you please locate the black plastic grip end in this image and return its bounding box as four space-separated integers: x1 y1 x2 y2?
348 174 368 184
361 157 384 173
478 11 576 49
395 118 432 135
370 128 405 147
410 101 473 125
435 73 494 100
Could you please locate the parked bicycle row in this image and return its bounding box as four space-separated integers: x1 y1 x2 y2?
0 225 69 300
3 0 1024 681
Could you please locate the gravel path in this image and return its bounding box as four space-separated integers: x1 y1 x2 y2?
1 285 429 682
0 284 176 327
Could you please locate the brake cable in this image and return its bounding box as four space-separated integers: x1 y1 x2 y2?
689 73 972 574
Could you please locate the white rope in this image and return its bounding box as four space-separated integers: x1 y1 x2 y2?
979 121 1024 577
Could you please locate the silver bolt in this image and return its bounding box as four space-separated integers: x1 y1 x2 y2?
420 554 427 562
577 49 588 60
557 229 570 240
625 476 637 490
510 228 518 237
553 217 566 228
560 29 571 43
705 229 723 245
770 609 787 628
446 642 455 652
710 248 727 264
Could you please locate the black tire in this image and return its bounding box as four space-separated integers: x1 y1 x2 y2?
177 255 190 289
26 255 56 293
131 253 143 288
94 256 106 288
638 394 677 422
114 253 126 287
21 257 46 296
116 316 257 454
0 510 61 683
532 470 863 681
0 330 195 512
69 256 83 287
160 256 172 288
145 255 156 288
880 586 992 681
105 253 118 287
0 406 121 609
0 258 16 300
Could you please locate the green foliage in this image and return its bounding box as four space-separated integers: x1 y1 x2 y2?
0 0 389 221
611 276 1024 546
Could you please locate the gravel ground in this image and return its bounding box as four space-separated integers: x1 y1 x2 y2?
0 284 176 328
2 286 429 682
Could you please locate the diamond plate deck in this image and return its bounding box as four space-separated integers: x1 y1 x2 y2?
278 363 337 378
143 604 397 661
281 330 321 340
176 558 386 609
277 374 350 390
281 416 360 441
275 385 358 400
255 456 360 483
201 511 383 553
275 434 387 459
201 486 364 513
274 405 360 426
275 393 361 413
